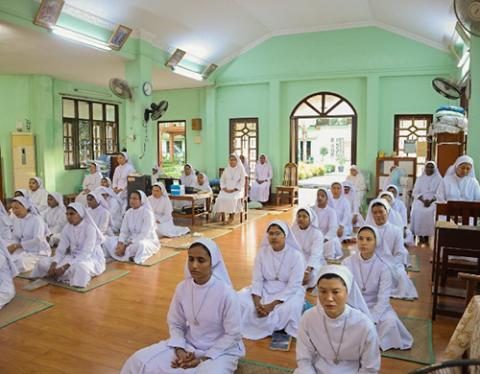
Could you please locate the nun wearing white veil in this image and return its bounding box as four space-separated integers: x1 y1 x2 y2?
121 238 245 374
410 161 442 239
291 207 326 289
342 180 365 228
44 192 68 247
437 155 480 202
97 186 124 234
148 182 190 238
86 191 113 237
31 203 106 288
213 154 247 224
312 188 343 259
104 190 160 264
194 172 213 210
175 163 198 210
6 197 51 273
343 226 413 351
75 162 103 206
0 200 12 240
249 154 273 203
294 265 380 374
238 220 306 339
0 239 18 309
346 165 367 209
366 199 417 300
112 152 136 206
328 182 353 241
28 177 49 216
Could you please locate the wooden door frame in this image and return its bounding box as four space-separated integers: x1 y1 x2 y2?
229 117 259 160
157 120 187 166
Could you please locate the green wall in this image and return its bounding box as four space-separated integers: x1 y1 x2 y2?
154 27 457 188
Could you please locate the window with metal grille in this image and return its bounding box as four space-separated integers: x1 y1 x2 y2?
229 118 258 179
393 114 432 176
62 98 119 169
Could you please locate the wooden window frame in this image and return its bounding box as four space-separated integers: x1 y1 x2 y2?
157 120 187 166
393 114 433 156
62 98 119 170
290 92 357 164
229 117 259 179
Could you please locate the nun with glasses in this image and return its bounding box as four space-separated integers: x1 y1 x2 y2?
237 220 306 339
121 238 245 373
31 203 106 288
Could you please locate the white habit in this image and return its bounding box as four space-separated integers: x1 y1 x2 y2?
44 192 67 247
0 240 18 309
238 221 306 339
213 155 247 215
32 203 106 288
121 238 245 374
249 155 273 203
312 203 343 259
104 191 160 264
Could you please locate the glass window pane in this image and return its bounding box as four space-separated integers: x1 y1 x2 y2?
106 105 115 121
293 103 318 116
400 120 412 129
78 101 90 120
324 95 341 113
329 101 355 116
93 103 103 120
306 95 324 113
63 99 75 118
78 120 91 166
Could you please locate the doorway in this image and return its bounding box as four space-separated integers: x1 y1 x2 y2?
290 92 357 187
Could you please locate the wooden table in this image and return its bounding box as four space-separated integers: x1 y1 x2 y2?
445 296 480 361
169 193 212 226
432 221 480 319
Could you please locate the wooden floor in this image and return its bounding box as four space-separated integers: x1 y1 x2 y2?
1 208 460 373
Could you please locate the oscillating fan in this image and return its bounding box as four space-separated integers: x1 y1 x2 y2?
432 77 462 100
109 78 133 100
144 101 169 122
455 0 480 37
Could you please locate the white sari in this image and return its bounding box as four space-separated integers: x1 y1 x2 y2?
250 155 272 203
213 155 246 214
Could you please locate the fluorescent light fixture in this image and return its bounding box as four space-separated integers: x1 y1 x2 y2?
202 63 218 79
52 26 111 51
165 48 186 68
172 66 203 81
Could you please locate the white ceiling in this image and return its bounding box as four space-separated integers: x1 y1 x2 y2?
0 0 457 90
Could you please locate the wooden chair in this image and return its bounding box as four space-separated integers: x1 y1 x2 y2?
275 163 299 207
458 272 480 307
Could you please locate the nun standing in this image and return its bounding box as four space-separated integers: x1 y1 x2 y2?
410 161 442 241
294 265 380 374
6 197 51 273
343 226 413 351
346 165 367 209
328 182 353 241
28 177 49 216
112 152 136 206
249 154 273 203
148 182 190 238
312 188 343 259
0 239 18 309
104 190 160 264
213 154 247 225
75 162 103 206
121 238 245 373
31 203 106 288
291 207 326 289
44 192 68 247
437 155 480 202
238 220 306 339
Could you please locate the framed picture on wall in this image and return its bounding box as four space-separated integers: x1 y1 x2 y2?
33 0 64 29
108 24 133 50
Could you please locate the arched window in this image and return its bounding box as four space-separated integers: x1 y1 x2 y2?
290 92 357 173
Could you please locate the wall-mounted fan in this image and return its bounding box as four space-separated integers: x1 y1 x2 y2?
109 78 133 100
144 101 168 122
455 0 480 37
432 77 462 100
